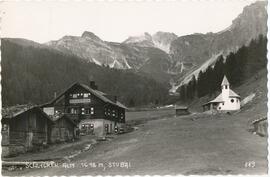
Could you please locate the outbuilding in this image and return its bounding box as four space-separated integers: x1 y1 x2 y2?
175 106 190 116
1 105 53 157
252 117 268 137
49 114 77 143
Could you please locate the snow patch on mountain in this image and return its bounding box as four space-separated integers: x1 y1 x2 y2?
152 40 171 53
109 59 124 69
92 58 102 66
122 57 132 69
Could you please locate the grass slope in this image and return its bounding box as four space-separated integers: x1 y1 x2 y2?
188 68 267 117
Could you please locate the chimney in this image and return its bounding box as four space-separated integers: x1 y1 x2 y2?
54 92 57 99
89 81 98 90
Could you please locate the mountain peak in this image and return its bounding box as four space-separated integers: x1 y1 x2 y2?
232 1 267 28
81 31 102 41
122 31 178 53
123 32 154 47
154 31 177 38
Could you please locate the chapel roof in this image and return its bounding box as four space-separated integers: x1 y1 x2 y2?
221 75 229 86
202 89 240 106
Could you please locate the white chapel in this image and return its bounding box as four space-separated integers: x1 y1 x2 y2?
202 76 241 112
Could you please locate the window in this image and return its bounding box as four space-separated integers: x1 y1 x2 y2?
83 93 89 98
91 107 94 115
2 124 8 131
231 99 234 103
222 103 224 105
104 108 108 116
219 107 221 110
75 93 81 98
81 108 85 115
105 124 109 133
225 85 228 89
70 108 78 114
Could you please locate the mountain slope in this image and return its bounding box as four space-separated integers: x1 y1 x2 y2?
170 1 267 91
47 32 176 83
176 35 267 105
47 32 133 69
170 1 267 67
1 38 170 107
189 68 267 116
45 1 267 89
123 31 178 53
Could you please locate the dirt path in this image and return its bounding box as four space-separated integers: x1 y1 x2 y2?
3 113 268 176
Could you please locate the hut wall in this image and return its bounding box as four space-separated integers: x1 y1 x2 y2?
254 120 268 137
4 109 49 156
79 119 107 137
50 118 75 143
176 109 190 116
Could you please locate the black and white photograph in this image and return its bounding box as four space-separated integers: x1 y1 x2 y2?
0 0 268 175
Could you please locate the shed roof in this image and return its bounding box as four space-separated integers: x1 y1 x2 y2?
52 114 77 126
175 106 188 110
2 104 53 122
251 117 267 124
2 104 35 118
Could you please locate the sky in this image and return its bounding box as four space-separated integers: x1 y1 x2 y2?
0 0 257 43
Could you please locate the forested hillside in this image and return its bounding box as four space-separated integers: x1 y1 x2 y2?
1 38 169 107
178 35 267 102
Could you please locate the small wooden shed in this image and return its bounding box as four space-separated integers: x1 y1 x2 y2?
175 106 190 116
1 105 53 157
252 117 268 137
49 115 77 143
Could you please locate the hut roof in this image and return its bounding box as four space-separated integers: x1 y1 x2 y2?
41 82 127 109
252 117 267 124
2 104 53 121
52 114 77 126
2 104 36 118
175 106 188 110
